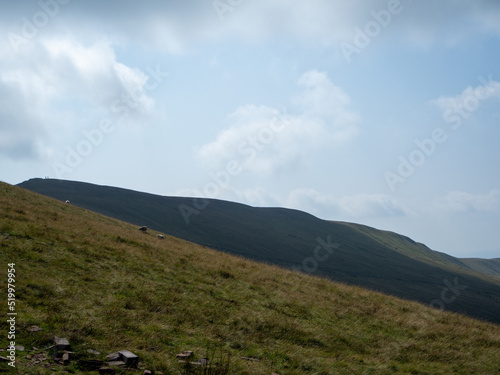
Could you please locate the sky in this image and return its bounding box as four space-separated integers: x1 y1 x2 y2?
1 0 500 258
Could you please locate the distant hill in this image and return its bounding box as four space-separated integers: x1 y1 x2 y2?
459 258 500 277
3 181 500 374
18 178 500 325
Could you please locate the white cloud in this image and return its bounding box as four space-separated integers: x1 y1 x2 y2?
286 189 408 219
0 37 155 160
196 70 360 175
432 77 500 115
227 186 282 207
17 0 498 54
435 190 500 213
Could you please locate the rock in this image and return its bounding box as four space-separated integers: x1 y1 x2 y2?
27 325 43 332
53 337 71 351
98 367 116 375
62 352 72 364
176 350 193 360
118 350 139 367
15 345 24 351
143 370 153 375
196 358 209 365
106 352 120 361
87 349 101 355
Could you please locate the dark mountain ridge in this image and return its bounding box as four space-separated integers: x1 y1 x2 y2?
18 178 500 324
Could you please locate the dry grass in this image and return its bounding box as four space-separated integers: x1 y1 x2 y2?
0 182 499 374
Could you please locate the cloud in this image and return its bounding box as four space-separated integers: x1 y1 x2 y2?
196 70 360 175
435 190 500 213
0 37 154 160
286 189 408 219
432 76 500 116
4 1 499 55
227 186 282 207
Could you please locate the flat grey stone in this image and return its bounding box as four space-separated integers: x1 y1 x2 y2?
118 350 139 367
176 350 193 360
27 325 42 332
106 352 120 361
53 337 71 351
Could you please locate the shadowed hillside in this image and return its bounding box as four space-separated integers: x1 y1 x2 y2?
2 181 500 374
18 178 500 325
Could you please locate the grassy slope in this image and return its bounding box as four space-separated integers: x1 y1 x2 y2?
459 258 500 277
341 222 500 278
17 178 500 325
1 183 499 374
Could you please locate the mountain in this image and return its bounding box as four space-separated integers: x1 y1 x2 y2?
2 181 500 374
18 178 500 325
459 258 500 277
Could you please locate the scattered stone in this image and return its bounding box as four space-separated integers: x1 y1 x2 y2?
106 352 120 361
53 337 71 352
87 349 101 355
15 345 24 351
28 325 43 332
176 350 194 361
98 367 116 375
196 358 209 365
28 353 47 365
118 350 139 368
62 352 72 364
143 370 153 375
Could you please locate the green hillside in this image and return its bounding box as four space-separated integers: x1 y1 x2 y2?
18 178 500 325
1 181 500 374
459 258 500 277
